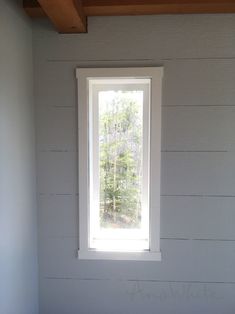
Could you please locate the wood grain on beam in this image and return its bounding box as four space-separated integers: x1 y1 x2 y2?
23 0 44 18
24 0 235 19
37 0 87 33
84 0 235 16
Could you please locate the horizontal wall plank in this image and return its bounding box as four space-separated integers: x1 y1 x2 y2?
38 195 78 238
39 238 235 283
33 15 235 61
161 152 235 196
37 106 76 151
162 106 235 151
161 196 235 240
164 59 235 106
38 152 77 194
34 62 76 108
38 195 235 240
40 278 235 314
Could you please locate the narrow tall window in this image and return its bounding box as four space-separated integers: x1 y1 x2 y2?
77 68 163 260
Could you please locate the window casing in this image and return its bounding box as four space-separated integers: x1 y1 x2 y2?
76 67 163 261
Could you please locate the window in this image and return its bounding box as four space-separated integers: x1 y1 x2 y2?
76 67 163 260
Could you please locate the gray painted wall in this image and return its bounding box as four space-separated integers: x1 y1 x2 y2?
34 14 235 314
0 1 38 313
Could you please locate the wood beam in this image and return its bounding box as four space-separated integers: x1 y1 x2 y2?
23 0 44 18
84 0 235 16
31 0 87 33
23 0 235 28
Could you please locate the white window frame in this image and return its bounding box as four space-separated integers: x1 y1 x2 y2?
76 67 163 261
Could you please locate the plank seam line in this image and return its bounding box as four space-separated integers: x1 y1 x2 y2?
44 277 235 284
38 193 235 198
164 105 235 107
162 194 235 198
50 105 235 108
38 150 229 153
45 57 235 63
40 236 235 242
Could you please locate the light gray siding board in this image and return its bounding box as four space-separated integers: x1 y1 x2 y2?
37 106 76 151
33 15 235 61
164 59 235 106
39 237 235 283
34 62 76 108
40 278 235 314
38 195 78 238
38 152 77 195
162 152 235 196
161 196 235 240
162 107 235 151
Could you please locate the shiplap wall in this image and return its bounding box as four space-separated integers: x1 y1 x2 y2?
34 15 235 314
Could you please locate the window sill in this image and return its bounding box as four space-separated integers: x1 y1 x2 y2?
77 249 161 261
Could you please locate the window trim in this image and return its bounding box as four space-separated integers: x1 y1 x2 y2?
76 67 163 261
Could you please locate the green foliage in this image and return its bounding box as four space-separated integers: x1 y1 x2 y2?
99 91 143 228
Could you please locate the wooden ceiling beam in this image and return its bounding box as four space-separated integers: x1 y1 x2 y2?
23 0 44 18
24 0 235 18
26 0 87 33
23 0 235 32
84 0 235 15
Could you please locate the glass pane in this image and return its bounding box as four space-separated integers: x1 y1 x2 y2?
98 90 144 229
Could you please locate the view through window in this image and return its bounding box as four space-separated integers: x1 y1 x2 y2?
99 90 143 229
89 80 150 251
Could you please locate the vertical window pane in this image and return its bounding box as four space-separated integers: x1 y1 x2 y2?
98 90 144 229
